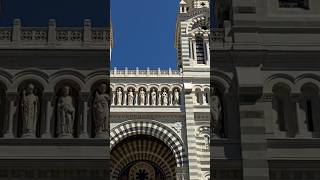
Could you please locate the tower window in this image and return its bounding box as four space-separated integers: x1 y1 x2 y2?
279 0 309 9
301 84 320 133
195 36 206 64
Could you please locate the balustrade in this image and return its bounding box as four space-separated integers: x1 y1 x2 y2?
0 19 110 47
111 67 182 77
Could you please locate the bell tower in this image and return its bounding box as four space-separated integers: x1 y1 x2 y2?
174 1 211 179
175 0 210 73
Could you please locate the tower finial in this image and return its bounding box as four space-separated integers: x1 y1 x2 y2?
180 0 187 13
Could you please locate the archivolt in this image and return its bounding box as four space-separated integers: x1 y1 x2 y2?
110 120 186 167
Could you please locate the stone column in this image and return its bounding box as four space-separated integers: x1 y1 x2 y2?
192 38 197 63
80 93 89 138
205 40 210 65
158 92 162 106
41 93 53 138
294 94 311 138
169 91 173 106
4 94 16 138
146 91 150 106
123 91 127 106
111 91 115 106
134 91 138 106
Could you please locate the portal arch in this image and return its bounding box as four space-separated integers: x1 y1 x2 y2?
110 120 186 167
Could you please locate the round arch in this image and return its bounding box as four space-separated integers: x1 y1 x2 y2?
110 120 186 167
111 135 177 179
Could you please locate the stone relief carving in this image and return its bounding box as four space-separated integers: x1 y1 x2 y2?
211 87 222 137
151 89 157 106
94 83 110 138
116 88 123 105
173 89 180 105
57 86 75 138
162 89 168 106
127 88 134 106
21 83 39 138
110 85 186 107
203 134 210 149
198 126 210 150
139 88 146 105
172 122 182 134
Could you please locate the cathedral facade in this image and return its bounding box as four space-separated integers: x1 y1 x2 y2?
0 18 111 180
110 0 210 179
211 0 320 180
0 0 211 180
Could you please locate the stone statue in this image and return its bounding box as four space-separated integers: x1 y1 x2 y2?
57 86 75 138
151 89 157 105
21 83 39 137
139 89 145 105
162 89 168 105
204 134 210 149
127 88 134 106
116 88 123 105
203 91 208 104
211 88 222 136
173 89 180 105
94 83 109 138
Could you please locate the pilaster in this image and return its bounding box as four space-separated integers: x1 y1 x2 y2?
184 84 199 180
239 89 269 180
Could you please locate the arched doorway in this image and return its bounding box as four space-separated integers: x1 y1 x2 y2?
111 135 176 179
110 120 186 180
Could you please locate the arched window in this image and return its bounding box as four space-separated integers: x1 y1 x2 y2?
273 85 290 131
272 84 298 136
301 84 320 132
195 36 206 64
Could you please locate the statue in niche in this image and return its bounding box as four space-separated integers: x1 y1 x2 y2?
21 83 39 137
162 89 168 105
139 88 145 105
151 89 157 105
94 83 109 137
211 87 222 136
173 89 180 105
127 88 134 106
57 86 75 138
116 88 123 105
203 134 210 149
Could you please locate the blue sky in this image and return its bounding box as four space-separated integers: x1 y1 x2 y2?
0 0 179 69
111 0 179 69
0 0 109 27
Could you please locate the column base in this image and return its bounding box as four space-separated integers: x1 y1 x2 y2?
79 132 89 139
22 132 36 138
41 132 52 139
58 134 73 139
3 132 14 138
95 132 109 139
